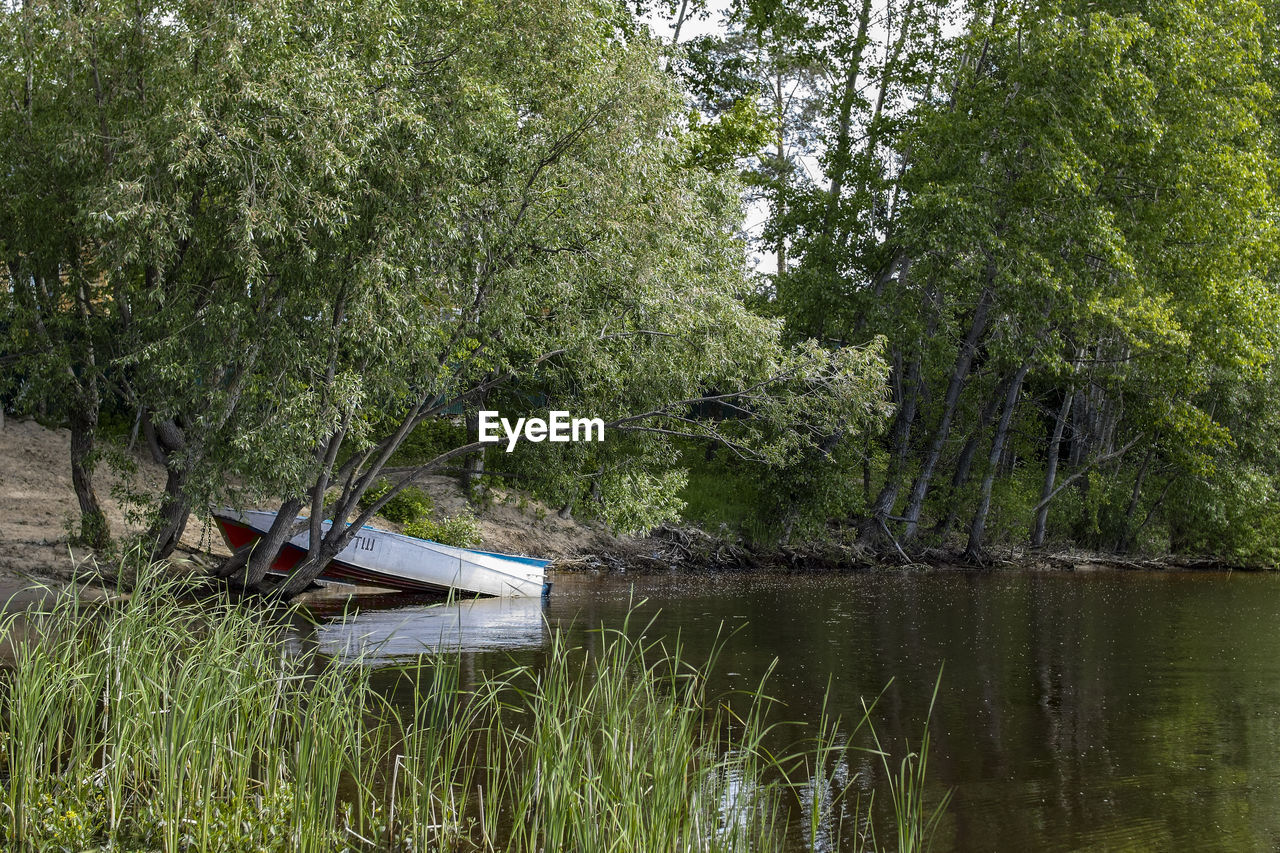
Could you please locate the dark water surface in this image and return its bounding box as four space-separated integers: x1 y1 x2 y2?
308 569 1280 852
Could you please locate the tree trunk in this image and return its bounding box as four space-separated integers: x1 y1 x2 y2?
964 364 1028 561
819 0 875 238
933 377 1007 539
901 284 995 540
1031 388 1073 548
146 468 191 562
462 409 485 495
1132 475 1172 552
852 253 909 339
69 400 109 550
269 438 495 597
862 353 923 541
861 438 873 505
273 493 372 597
223 497 305 588
127 405 143 453
144 416 192 561
141 415 166 464
68 271 109 550
274 538 345 597
1116 448 1152 553
863 0 917 159
1068 388 1088 466
773 68 788 275
668 0 690 50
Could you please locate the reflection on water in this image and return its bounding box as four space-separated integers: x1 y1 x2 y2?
308 594 548 661
302 569 1280 852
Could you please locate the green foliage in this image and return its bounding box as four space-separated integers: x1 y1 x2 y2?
403 510 483 549
711 0 1280 560
0 0 890 580
0 569 358 852
680 450 768 535
66 508 111 552
978 469 1038 548
25 777 105 852
753 439 872 544
359 477 482 547
596 467 691 535
388 418 469 468
681 437 874 546
1167 464 1280 565
358 480 435 525
10 0 1280 564
686 98 774 171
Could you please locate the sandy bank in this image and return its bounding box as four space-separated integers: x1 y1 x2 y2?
0 418 622 591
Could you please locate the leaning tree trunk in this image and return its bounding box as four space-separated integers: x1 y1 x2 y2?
221 497 305 588
1068 388 1088 466
147 467 191 562
933 377 1007 539
66 269 110 550
862 440 873 504
140 416 167 464
900 285 995 541
862 352 923 543
1116 448 1152 553
964 364 1029 561
273 537 347 598
1031 387 1074 548
272 493 379 597
462 405 486 495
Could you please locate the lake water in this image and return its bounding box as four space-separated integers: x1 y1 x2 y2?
304 569 1280 852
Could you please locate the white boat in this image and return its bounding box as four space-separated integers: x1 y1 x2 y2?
213 509 550 598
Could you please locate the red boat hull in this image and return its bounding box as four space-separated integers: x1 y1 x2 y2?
214 516 446 593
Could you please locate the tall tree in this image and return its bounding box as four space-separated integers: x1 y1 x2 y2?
2 0 890 588
735 0 1279 558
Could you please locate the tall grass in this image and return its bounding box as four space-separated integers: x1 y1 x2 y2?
1 570 364 851
868 670 952 853
0 566 948 852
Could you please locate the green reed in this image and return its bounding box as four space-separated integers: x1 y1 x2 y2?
868 669 952 853
0 564 948 852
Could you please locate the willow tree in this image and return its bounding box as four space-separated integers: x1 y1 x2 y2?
224 0 891 595
0 0 144 548
3 0 887 589
1 0 424 557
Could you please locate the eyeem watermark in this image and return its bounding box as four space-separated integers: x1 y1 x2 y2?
478 410 605 452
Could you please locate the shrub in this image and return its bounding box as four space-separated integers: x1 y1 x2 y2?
358 479 434 524
403 509 482 548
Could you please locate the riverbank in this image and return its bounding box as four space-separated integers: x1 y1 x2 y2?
564 523 1257 577
0 419 623 589
0 418 1251 596
0 418 212 590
